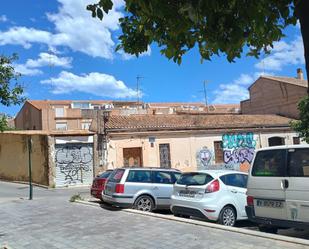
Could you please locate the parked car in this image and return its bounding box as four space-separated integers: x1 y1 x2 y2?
102 167 181 211
246 145 309 233
91 170 113 200
171 170 248 226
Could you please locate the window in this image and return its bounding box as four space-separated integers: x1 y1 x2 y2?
268 137 285 146
72 102 90 109
252 149 286 177
220 174 248 188
126 170 152 183
56 122 67 130
214 141 223 163
81 122 91 130
293 137 300 145
55 107 64 117
153 171 174 184
97 170 113 178
177 173 213 186
288 149 309 177
108 169 125 183
159 144 171 168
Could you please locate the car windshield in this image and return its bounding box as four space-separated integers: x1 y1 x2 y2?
97 171 112 179
177 172 213 186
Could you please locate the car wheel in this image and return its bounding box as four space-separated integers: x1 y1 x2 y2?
258 225 278 234
218 206 236 226
134 195 154 212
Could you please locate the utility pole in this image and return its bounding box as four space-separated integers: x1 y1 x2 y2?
203 80 209 113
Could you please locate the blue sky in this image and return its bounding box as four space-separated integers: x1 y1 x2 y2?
0 0 306 116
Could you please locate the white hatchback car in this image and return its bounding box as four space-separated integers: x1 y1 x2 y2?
171 170 248 226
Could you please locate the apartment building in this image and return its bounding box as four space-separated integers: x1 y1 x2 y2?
241 68 308 119
14 100 240 131
14 100 110 131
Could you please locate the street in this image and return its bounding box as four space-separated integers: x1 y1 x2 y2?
0 181 308 249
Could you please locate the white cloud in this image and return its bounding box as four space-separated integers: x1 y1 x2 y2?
14 52 72 76
41 71 139 98
255 36 305 71
0 0 127 59
26 52 72 68
212 74 256 104
14 64 43 76
0 15 8 22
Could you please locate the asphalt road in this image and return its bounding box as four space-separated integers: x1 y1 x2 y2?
0 181 308 249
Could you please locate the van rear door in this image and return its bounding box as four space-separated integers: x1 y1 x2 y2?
249 149 288 220
286 148 309 222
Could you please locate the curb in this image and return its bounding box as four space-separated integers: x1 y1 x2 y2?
75 200 309 247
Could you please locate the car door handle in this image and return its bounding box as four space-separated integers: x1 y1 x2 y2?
231 189 237 194
281 179 289 189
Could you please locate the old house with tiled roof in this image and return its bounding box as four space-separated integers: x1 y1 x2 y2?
93 113 304 173
241 69 308 119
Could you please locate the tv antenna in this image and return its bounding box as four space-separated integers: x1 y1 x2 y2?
203 80 209 112
136 75 144 110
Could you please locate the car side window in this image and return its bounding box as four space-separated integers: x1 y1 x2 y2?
153 171 173 184
288 148 309 177
126 170 152 183
221 174 247 188
252 149 286 177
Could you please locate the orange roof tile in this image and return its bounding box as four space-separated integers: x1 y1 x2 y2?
95 114 293 132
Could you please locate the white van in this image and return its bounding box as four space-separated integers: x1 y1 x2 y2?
246 144 309 233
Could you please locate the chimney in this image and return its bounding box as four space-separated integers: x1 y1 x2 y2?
296 68 304 80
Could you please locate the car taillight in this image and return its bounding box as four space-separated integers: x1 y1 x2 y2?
205 179 220 193
115 184 124 193
247 195 254 206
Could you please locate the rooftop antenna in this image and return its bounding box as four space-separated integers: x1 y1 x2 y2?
203 80 209 113
136 75 144 110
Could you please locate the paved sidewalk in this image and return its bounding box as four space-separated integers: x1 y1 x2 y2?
0 197 308 249
1 181 308 249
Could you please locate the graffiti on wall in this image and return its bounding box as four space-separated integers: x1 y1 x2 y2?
222 132 256 172
196 147 213 169
55 145 93 184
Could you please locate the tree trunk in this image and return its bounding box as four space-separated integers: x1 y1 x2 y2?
295 0 309 94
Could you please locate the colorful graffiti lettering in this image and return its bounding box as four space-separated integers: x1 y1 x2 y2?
222 132 256 172
223 148 255 165
222 132 256 149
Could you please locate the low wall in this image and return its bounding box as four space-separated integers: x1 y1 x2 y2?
0 133 50 186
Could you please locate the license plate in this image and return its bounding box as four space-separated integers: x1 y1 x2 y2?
179 190 196 198
256 199 284 208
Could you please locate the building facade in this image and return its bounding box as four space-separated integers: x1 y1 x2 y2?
14 100 240 131
95 114 303 173
241 69 308 119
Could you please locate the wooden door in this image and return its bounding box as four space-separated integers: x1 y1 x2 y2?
123 147 143 167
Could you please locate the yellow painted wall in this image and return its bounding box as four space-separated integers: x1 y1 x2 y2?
0 133 49 186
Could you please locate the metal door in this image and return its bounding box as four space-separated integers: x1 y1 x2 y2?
159 144 171 168
55 143 93 187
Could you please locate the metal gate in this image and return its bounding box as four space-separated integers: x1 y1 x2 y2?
55 143 93 187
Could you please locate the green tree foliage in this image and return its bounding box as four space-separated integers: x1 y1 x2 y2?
291 96 309 143
87 0 309 140
0 54 25 131
87 1 299 63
